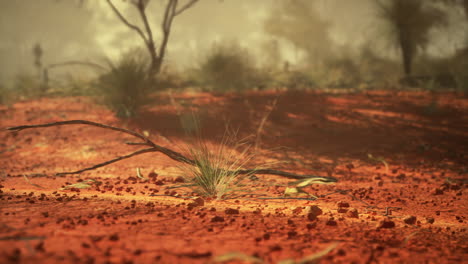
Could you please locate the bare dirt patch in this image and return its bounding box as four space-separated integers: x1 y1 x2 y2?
1 90 467 263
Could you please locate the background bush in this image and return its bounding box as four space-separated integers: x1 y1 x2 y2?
195 42 264 92
96 50 153 118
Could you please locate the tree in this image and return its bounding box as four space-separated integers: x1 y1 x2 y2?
106 0 198 78
376 0 448 77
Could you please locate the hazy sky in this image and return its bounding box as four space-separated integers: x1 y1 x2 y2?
0 0 466 84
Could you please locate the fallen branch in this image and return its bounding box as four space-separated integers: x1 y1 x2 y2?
6 120 338 181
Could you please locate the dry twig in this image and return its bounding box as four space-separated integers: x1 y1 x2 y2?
7 120 338 182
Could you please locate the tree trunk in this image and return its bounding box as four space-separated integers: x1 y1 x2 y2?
399 33 413 77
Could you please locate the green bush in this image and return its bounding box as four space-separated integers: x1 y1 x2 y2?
96 50 153 118
196 42 262 92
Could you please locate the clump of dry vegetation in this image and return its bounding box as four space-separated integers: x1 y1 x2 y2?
194 41 265 92
96 50 154 118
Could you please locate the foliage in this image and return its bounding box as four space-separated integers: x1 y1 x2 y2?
11 72 45 100
195 42 263 92
0 83 10 105
179 122 256 199
357 46 401 87
270 70 315 90
375 0 448 76
451 47 468 94
96 50 153 118
304 47 399 89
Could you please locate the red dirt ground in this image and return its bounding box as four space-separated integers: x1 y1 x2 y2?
0 90 467 264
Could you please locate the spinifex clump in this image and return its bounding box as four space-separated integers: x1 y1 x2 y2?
180 129 256 199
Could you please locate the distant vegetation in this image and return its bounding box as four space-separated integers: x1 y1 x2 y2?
1 0 467 112
96 50 154 118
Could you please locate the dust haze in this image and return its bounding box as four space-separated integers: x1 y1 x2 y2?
0 0 466 86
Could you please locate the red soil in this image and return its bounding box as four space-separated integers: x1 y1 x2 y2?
0 90 467 263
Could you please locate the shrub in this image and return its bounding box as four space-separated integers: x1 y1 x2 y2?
196 42 261 92
0 83 10 105
450 48 468 94
178 121 256 199
271 70 315 90
11 72 45 100
96 50 153 118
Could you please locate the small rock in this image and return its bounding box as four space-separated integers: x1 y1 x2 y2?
173 176 185 183
337 201 350 208
291 207 303 215
337 208 348 213
377 219 395 229
225 208 239 215
425 217 435 224
306 205 323 221
192 197 204 206
432 188 443 195
287 231 297 238
109 233 119 241
148 172 158 178
211 216 224 222
154 180 164 186
403 215 417 225
346 208 359 218
326 218 337 226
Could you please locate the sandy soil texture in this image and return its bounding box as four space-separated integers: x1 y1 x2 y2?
0 90 467 263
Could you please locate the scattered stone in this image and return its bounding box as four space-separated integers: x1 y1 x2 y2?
225 208 239 215
192 197 204 206
425 217 435 224
326 218 337 226
337 201 350 208
287 231 297 238
336 249 346 256
337 208 348 213
346 208 359 218
109 233 119 241
432 188 443 195
377 219 395 229
306 205 323 221
403 215 417 225
291 207 303 215
269 245 282 252
173 176 185 183
337 201 350 213
211 216 224 222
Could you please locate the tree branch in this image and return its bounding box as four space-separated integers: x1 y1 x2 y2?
106 0 149 45
56 148 157 176
158 0 178 70
47 61 107 71
174 0 199 16
6 120 337 181
135 0 156 56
